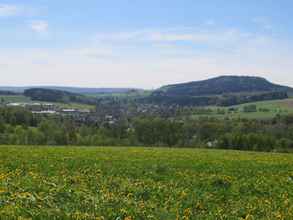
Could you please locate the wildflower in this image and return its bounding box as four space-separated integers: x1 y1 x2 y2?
183 208 192 219
0 173 7 180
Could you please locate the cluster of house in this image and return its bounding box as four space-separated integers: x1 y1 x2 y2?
6 102 91 115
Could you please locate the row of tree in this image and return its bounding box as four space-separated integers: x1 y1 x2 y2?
144 91 288 107
1 106 293 152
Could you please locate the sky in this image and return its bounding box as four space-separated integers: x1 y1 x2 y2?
0 0 293 89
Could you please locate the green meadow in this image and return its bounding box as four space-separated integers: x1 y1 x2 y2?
0 95 31 103
1 146 293 219
191 98 293 120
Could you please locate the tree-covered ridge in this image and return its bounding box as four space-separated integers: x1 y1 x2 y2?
0 90 19 95
4 75 293 107
0 86 138 95
156 75 293 96
24 88 97 105
144 91 288 106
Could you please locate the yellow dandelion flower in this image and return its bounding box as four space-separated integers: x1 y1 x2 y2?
0 173 7 180
184 208 192 218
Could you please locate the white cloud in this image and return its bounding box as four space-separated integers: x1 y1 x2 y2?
29 20 48 34
78 48 117 60
0 4 21 17
146 29 245 43
0 3 42 18
94 28 257 47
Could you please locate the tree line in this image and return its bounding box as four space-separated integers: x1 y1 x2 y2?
1 106 293 152
143 91 288 107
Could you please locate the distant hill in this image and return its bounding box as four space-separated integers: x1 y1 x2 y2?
24 88 97 105
142 76 292 106
2 76 292 107
155 76 293 97
0 86 141 95
0 90 19 96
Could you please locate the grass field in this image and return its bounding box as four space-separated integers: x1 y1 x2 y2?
1 147 293 219
192 98 293 120
0 95 31 103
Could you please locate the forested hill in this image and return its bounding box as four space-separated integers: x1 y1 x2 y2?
0 86 139 95
24 88 97 105
0 90 19 95
155 76 293 96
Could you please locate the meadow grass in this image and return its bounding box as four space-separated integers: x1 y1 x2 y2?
0 95 31 103
1 146 293 219
192 98 293 119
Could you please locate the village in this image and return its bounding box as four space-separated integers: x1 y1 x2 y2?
5 102 91 115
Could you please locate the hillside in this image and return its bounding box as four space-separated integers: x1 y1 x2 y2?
0 86 141 95
156 75 293 96
23 88 97 105
142 76 291 106
0 90 19 96
2 76 292 107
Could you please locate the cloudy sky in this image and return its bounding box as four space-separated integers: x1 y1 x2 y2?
0 0 293 89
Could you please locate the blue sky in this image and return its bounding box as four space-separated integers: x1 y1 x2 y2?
1 0 293 88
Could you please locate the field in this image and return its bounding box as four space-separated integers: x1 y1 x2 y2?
0 95 31 103
1 147 293 219
192 98 293 120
